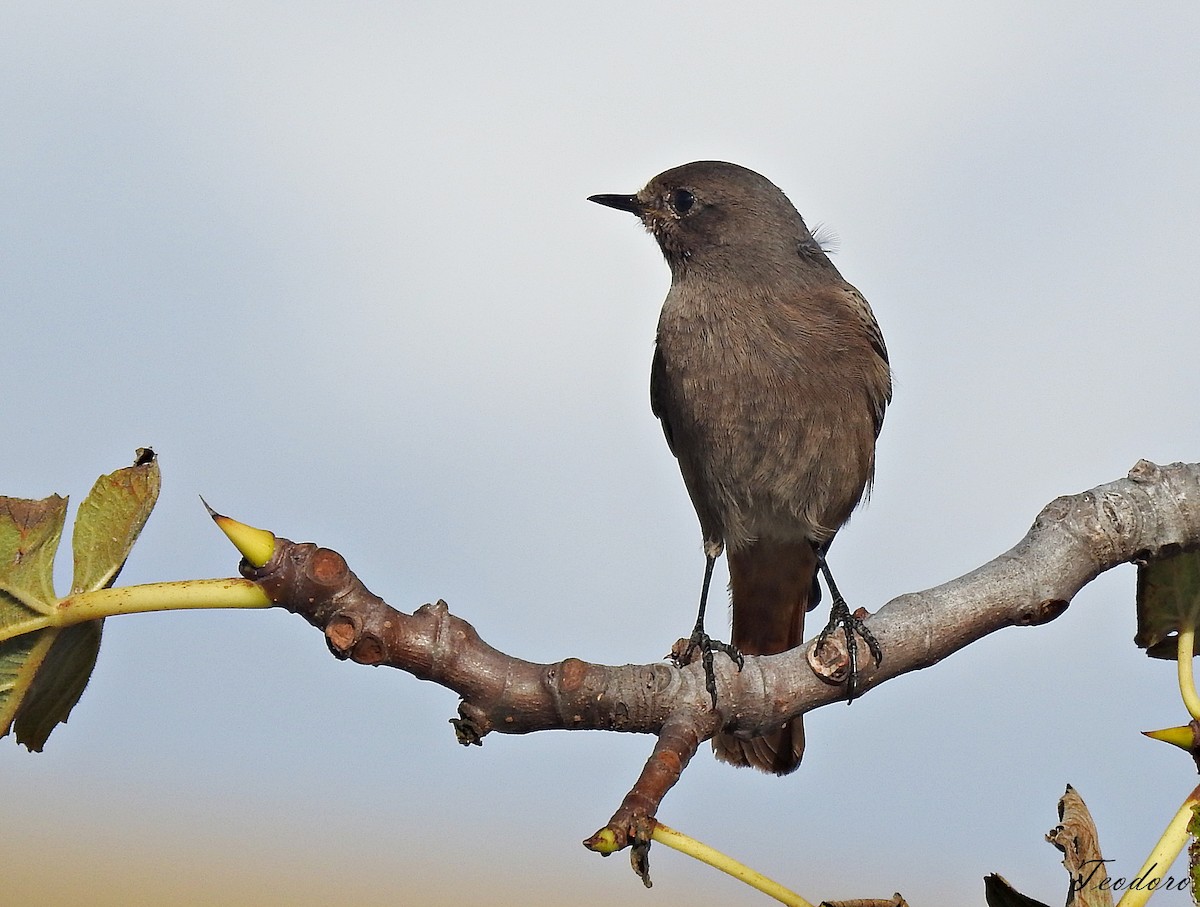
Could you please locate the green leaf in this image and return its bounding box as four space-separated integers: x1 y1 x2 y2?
0 494 68 744
12 622 102 751
1135 550 1200 659
0 494 67 612
1 631 57 743
2 449 161 750
1188 801 1200 896
72 447 161 594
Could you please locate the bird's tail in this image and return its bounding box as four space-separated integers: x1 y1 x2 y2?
712 539 816 775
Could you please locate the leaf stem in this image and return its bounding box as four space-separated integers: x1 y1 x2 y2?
0 615 54 644
1177 621 1200 722
1115 785 1199 907
651 822 815 907
53 578 273 626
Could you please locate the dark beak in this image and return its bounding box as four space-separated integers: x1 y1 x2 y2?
587 193 643 215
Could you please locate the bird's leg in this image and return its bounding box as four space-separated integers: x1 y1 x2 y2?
814 551 882 703
675 554 743 709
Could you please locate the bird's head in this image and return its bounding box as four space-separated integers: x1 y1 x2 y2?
589 160 827 277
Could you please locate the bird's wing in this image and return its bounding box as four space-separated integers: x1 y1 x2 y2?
842 286 892 438
649 342 679 456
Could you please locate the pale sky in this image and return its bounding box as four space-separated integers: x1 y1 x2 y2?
3 4 1199 905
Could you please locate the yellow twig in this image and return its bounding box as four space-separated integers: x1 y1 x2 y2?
1177 623 1200 722
651 822 815 907
1114 786 1199 907
54 578 273 626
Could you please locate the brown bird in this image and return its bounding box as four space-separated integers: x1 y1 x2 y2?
589 161 891 775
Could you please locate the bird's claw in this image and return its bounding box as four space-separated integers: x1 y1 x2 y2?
815 597 882 703
670 630 744 709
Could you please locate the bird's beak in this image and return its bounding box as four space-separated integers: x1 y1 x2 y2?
587 193 643 215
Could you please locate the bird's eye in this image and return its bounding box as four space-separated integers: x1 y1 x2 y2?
670 189 695 214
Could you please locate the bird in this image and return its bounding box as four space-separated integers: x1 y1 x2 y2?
589 161 891 775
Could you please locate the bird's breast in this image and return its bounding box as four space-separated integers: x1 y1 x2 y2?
654 282 880 547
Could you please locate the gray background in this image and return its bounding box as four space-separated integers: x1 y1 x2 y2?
3 3 1198 904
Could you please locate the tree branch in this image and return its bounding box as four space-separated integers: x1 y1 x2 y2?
239 460 1200 859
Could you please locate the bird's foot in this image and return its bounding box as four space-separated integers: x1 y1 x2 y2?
670 628 744 710
813 597 882 703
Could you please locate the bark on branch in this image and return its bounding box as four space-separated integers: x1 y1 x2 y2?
240 460 1200 860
